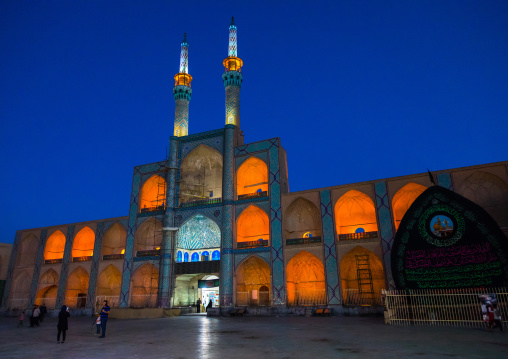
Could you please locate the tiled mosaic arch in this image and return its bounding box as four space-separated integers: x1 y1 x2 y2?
174 207 223 228
177 214 221 250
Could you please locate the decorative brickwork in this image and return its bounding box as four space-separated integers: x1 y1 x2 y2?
374 182 395 286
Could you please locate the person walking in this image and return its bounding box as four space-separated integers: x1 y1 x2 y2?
486 301 495 330
492 304 503 332
57 305 70 343
99 300 110 338
196 298 201 313
30 305 41 327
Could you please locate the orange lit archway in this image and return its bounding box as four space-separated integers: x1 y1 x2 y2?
135 218 162 252
36 269 59 307
392 183 427 230
130 263 159 308
65 266 89 308
340 247 385 305
286 251 326 306
72 227 95 258
96 265 122 299
139 175 167 212
237 157 268 197
101 223 126 256
236 205 269 245
235 256 271 306
44 230 66 260
335 190 378 238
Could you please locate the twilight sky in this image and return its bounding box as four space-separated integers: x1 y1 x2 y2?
1 1 507 244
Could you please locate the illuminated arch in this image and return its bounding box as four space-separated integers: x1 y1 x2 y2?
284 197 322 239
16 234 38 267
177 215 221 250
96 265 122 297
184 252 189 262
139 174 167 212
237 157 268 196
335 190 378 237
65 266 89 308
72 226 95 258
191 253 199 262
177 251 182 263
36 269 59 307
392 183 427 230
101 223 127 256
44 230 66 260
135 218 162 252
130 263 159 308
286 251 326 306
179 145 223 205
236 205 269 245
235 256 271 306
340 246 385 304
9 271 31 309
457 171 508 208
212 250 220 260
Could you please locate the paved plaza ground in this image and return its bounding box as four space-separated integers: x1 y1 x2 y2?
0 314 506 358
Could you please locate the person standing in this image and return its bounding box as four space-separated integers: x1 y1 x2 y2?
39 304 47 323
196 298 201 313
57 305 70 343
18 311 25 327
99 300 110 338
31 305 41 327
95 315 101 335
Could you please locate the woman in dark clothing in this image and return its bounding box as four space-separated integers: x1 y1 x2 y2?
57 305 70 343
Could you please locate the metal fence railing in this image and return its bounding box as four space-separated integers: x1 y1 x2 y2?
383 288 508 327
288 290 327 306
343 289 383 306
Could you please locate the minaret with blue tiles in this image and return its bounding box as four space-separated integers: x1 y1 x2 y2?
223 17 243 143
173 33 192 137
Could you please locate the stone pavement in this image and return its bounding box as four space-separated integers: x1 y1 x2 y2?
0 315 505 358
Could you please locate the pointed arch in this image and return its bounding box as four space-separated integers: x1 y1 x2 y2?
72 226 95 258
179 144 223 205
392 183 427 230
177 214 221 250
96 264 122 297
335 190 378 238
36 269 59 307
65 266 89 308
340 246 385 305
9 271 31 309
284 197 322 240
286 251 326 306
130 263 159 308
139 174 167 212
44 230 66 260
135 218 162 252
101 223 127 256
235 256 271 306
457 171 508 208
236 205 269 246
237 157 268 197
16 234 38 267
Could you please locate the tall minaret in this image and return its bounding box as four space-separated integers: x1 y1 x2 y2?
173 33 192 137
223 17 243 136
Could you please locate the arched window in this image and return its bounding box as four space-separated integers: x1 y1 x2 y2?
201 251 209 261
134 218 162 252
236 205 269 247
44 230 66 261
235 257 271 306
335 190 378 240
72 227 95 258
237 157 268 197
392 183 427 230
191 253 199 262
139 175 166 212
212 250 220 261
101 223 127 256
284 197 322 240
177 251 182 263
184 252 189 262
286 251 326 306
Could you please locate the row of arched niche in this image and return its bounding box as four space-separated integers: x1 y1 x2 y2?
9 247 384 309
14 170 508 265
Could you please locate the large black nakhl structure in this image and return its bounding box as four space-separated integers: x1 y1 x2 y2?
391 186 508 290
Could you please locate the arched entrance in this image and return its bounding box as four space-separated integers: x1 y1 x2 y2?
286 251 326 306
235 256 271 306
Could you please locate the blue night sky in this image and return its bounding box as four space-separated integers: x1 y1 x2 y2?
1 1 507 244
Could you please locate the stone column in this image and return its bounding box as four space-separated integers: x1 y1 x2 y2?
26 229 48 309
56 225 75 308
374 182 396 288
1 231 22 309
86 222 105 310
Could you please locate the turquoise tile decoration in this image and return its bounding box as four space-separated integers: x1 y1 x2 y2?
56 225 75 308
374 181 395 286
86 222 104 308
437 172 454 191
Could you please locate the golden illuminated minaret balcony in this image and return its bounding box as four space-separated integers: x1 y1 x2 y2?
173 33 192 137
223 17 243 131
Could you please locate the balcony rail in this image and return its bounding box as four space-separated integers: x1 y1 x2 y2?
180 197 222 208
288 290 327 306
136 249 161 257
338 231 378 241
102 254 125 260
72 256 93 262
44 258 63 265
237 240 269 249
237 191 268 201
343 288 383 306
286 237 322 245
140 204 165 213
383 287 508 327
